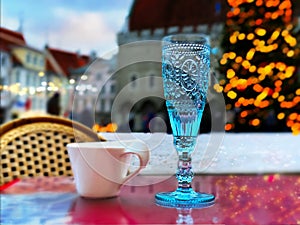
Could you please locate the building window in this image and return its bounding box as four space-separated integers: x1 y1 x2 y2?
149 74 155 88
131 75 137 88
40 58 44 66
215 2 221 15
1 54 6 66
26 71 32 86
96 73 102 80
33 55 38 65
110 99 114 110
15 69 21 83
101 99 105 111
100 86 106 95
26 53 31 63
110 84 116 94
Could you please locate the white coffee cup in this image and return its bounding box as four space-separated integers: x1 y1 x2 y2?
67 140 149 198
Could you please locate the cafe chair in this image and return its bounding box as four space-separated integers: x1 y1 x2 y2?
0 115 105 185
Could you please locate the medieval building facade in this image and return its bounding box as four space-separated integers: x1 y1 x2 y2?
115 0 229 131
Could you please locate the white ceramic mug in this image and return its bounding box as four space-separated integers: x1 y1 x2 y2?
67 140 149 198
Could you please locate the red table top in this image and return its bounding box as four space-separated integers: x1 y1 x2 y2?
1 174 300 224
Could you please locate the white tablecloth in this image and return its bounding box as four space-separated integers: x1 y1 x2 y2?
99 132 300 175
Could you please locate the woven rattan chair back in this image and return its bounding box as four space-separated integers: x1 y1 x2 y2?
0 115 104 185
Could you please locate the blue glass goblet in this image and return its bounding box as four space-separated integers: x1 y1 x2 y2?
155 34 215 208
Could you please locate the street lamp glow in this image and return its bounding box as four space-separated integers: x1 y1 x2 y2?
69 79 75 84
38 71 45 77
81 74 88 80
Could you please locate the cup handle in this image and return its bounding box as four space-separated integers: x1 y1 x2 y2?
120 141 149 185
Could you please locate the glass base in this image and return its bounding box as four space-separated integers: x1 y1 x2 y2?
155 188 215 208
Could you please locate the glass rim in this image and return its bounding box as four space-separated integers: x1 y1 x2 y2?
162 33 210 44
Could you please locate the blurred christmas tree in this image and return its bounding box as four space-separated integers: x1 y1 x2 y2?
217 0 300 134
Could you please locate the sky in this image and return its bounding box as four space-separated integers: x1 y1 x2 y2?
1 0 133 58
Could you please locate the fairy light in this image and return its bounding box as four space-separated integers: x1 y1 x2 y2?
225 123 233 131
241 110 248 118
253 84 263 92
228 91 237 99
236 79 248 90
238 33 246 40
287 50 294 57
277 112 285 120
246 48 255 60
229 52 237 59
219 0 299 133
247 33 255 40
227 69 236 79
251 118 260 126
235 56 243 63
255 28 267 36
214 84 223 93
249 65 257 73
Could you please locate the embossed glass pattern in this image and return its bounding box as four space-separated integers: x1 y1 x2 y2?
155 34 215 208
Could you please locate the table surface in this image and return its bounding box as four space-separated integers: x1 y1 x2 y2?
100 132 300 174
1 174 300 225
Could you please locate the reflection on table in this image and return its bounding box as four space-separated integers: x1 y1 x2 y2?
1 174 299 224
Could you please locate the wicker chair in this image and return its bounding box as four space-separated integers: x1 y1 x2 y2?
0 115 105 185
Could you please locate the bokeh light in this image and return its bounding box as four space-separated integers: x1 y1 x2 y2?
219 0 299 133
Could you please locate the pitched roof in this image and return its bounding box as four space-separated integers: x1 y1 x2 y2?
128 0 229 31
0 27 26 51
46 47 90 77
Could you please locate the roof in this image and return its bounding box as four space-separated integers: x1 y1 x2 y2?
128 0 229 31
46 47 90 77
0 27 26 51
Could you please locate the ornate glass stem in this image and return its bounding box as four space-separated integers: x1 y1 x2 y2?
176 152 193 189
174 136 196 190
